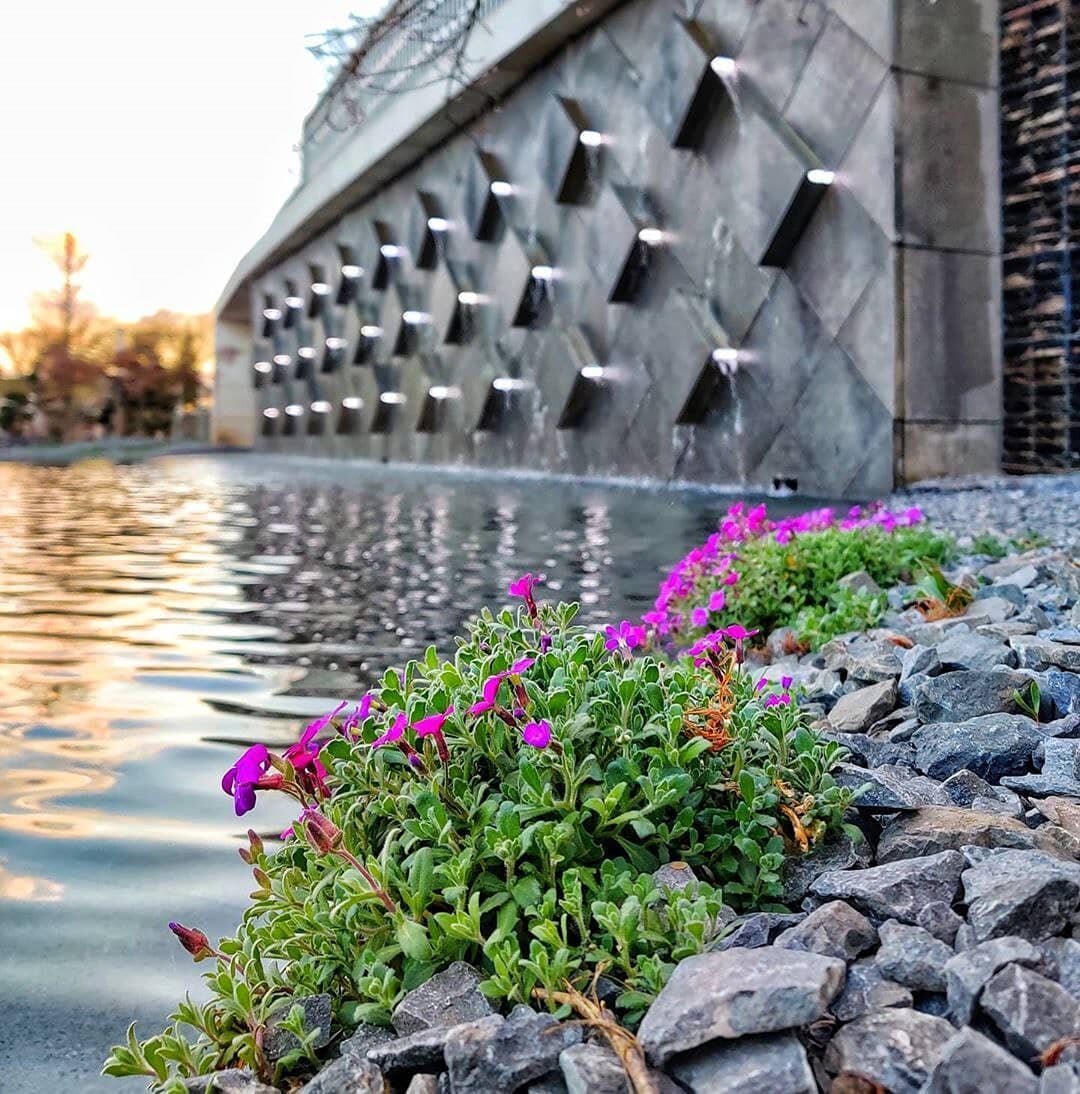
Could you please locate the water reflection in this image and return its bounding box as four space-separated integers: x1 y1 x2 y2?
0 454 810 1091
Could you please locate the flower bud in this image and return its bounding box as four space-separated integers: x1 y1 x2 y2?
168 921 214 961
304 810 342 854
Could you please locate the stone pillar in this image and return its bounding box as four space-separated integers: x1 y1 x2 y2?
211 317 255 447
887 0 1003 482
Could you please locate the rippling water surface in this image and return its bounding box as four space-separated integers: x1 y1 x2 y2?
0 454 809 1090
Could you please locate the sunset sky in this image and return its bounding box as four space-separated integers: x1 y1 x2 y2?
0 1 375 333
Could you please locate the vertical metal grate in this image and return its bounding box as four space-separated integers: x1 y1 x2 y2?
1000 0 1078 472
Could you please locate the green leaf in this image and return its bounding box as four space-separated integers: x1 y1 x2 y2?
511 876 542 909
395 919 431 962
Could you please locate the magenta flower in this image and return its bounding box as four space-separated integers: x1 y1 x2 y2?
341 694 374 738
286 700 348 769
723 571 740 586
412 706 454 737
509 573 539 599
221 744 273 817
765 693 791 707
372 712 408 749
521 720 551 749
508 657 535 675
604 620 647 656
691 607 708 628
775 529 792 545
781 675 793 690
469 674 505 715
708 589 727 613
722 624 758 641
755 677 769 692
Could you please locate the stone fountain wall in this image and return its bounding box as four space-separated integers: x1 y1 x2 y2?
217 0 1003 498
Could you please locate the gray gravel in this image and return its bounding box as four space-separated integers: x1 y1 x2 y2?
890 472 1080 552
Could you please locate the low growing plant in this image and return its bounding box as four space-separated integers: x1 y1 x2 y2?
105 578 853 1090
792 586 888 650
643 501 952 651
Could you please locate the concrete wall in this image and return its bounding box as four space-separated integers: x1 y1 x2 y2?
216 0 1003 497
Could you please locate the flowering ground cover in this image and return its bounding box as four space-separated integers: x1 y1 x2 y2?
104 575 854 1090
643 502 953 653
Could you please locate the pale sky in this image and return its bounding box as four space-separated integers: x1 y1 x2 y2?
0 1 377 332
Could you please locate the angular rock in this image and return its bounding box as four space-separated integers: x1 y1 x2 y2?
916 900 964 945
1012 636 1080 673
666 1032 816 1094
1043 670 1080 718
1035 798 1080 838
340 1023 397 1060
962 849 1080 942
977 582 1028 608
838 570 882 597
822 635 903 682
264 994 332 1063
911 669 1030 723
1040 1063 1080 1094
298 1055 384 1094
823 1007 954 1094
1044 713 1080 739
444 1008 580 1094
834 762 952 811
1002 737 1080 798
829 959 913 1022
941 769 1015 808
636 948 844 1063
969 593 1021 620
972 793 1025 819
182 1073 277 1094
558 1044 628 1094
901 643 943 683
1043 627 1080 645
713 912 805 951
367 1026 454 1074
392 962 492 1035
774 901 877 961
921 1027 1037 1094
943 933 1044 1023
779 830 871 904
875 806 1079 864
980 964 1080 1060
808 850 966 925
828 680 898 734
1040 937 1080 997
936 630 1018 672
873 919 953 992
911 714 1045 781
404 1077 440 1094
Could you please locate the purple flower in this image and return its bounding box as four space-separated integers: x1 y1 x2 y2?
690 607 709 628
722 624 758 641
604 620 647 655
765 693 791 707
521 720 551 749
508 657 535 676
775 529 792 545
755 677 769 692
221 744 273 817
540 633 553 652
708 589 727 613
469 674 505 715
781 675 793 690
372 712 408 749
723 571 740 586
286 700 348 769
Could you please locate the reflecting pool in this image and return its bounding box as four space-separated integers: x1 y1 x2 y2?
0 454 813 1091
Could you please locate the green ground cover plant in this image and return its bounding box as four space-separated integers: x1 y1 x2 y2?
105 579 854 1091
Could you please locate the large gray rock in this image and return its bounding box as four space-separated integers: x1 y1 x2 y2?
920 1027 1038 1094
1039 937 1080 997
808 850 966 925
444 1007 580 1094
873 919 953 992
297 1054 384 1094
665 1033 816 1094
980 964 1080 1060
916 900 965 945
392 962 492 1035
941 768 1019 808
779 830 871 903
822 635 903 682
875 806 1080 863
713 912 805 951
936 629 1018 672
911 670 1030 724
1034 796 1080 838
943 935 1044 1023
773 900 877 961
1041 1063 1080 1094
961 849 1080 942
902 643 943 683
653 861 699 893
1012 636 1080 673
263 994 332 1063
911 713 1045 782
833 762 952 811
823 1007 954 1094
828 680 898 734
1002 737 1080 798
558 1043 627 1094
636 948 844 1063
829 959 913 1022
367 1025 455 1074
1042 669 1080 718
340 1023 397 1060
